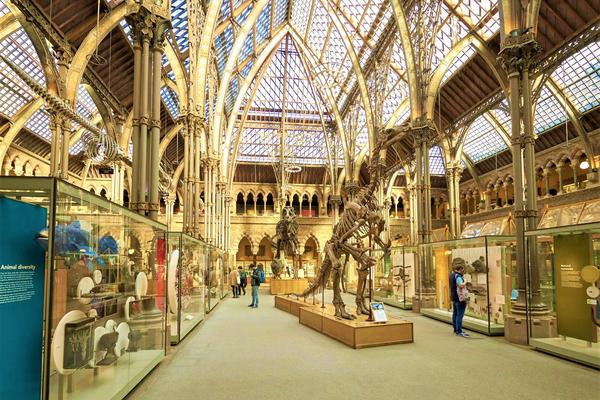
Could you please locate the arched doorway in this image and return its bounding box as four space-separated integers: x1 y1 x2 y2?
300 237 319 279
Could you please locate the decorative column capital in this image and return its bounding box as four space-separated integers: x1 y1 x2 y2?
498 31 542 75
411 118 436 146
330 194 342 205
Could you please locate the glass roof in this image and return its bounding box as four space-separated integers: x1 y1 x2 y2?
215 0 290 114
0 28 43 118
534 85 567 135
170 0 189 54
234 34 333 166
551 41 600 114
428 145 446 176
462 114 508 163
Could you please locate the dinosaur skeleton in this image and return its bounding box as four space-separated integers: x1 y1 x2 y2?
269 206 300 279
298 130 398 319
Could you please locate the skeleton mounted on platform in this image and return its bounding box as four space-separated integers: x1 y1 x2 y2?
297 130 406 319
269 206 300 279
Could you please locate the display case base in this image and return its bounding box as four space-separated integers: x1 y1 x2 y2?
274 295 319 317
52 350 164 400
270 278 309 295
421 308 504 336
530 337 600 369
298 304 413 349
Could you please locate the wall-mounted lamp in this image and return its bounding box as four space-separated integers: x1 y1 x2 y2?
579 157 590 170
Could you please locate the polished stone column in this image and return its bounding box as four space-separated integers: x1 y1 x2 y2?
49 111 62 177
149 26 164 220
131 34 142 211
500 32 553 344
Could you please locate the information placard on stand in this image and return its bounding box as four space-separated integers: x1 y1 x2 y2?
371 302 388 323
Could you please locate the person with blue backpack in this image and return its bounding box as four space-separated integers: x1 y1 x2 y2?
248 264 261 308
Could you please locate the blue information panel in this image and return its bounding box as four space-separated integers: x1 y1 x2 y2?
0 197 47 400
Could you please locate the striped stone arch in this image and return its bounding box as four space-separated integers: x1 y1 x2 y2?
299 233 321 256
233 232 257 255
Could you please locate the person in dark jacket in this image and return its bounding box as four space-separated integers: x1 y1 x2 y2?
248 264 260 308
450 258 469 337
238 266 247 295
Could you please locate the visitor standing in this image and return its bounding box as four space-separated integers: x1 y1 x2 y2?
450 258 469 337
248 264 260 308
238 266 247 295
229 268 240 298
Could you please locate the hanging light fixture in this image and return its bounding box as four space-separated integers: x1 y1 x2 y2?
579 156 590 170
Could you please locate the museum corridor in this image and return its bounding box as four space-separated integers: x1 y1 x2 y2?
127 291 599 400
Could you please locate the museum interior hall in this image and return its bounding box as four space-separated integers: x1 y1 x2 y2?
0 0 599 399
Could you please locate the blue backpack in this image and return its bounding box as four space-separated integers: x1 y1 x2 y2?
259 269 265 283
240 271 247 282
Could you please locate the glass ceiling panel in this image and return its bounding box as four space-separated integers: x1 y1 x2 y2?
449 0 499 40
551 41 600 114
0 0 9 16
441 45 476 84
0 28 42 119
171 0 188 53
534 86 567 135
161 86 179 119
76 86 98 121
429 145 445 175
25 109 51 142
234 35 333 165
462 114 508 162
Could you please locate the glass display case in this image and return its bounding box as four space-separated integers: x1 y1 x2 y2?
0 177 167 400
205 245 225 312
538 199 600 229
419 236 516 335
167 232 206 344
371 246 417 309
525 222 600 368
461 216 514 238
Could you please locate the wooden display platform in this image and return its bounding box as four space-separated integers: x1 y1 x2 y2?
274 295 319 317
299 304 413 349
270 278 309 295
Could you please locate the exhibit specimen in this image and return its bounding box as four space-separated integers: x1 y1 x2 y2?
297 132 395 319
269 206 300 279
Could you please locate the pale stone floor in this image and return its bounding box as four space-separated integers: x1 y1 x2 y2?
127 289 600 400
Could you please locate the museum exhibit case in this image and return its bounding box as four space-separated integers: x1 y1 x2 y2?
461 216 514 238
205 244 225 312
370 246 417 309
525 222 600 368
167 232 206 344
419 236 517 335
0 177 168 400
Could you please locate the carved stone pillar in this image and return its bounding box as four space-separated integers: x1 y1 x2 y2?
48 111 63 177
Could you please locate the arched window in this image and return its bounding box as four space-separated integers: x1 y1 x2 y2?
311 194 319 217
292 194 300 215
123 189 130 208
301 194 310 217
256 193 265 215
246 193 255 215
266 193 274 214
236 193 245 215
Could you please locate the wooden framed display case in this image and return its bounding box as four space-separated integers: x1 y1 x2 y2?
167 232 206 344
0 177 168 400
525 222 600 369
418 236 516 335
